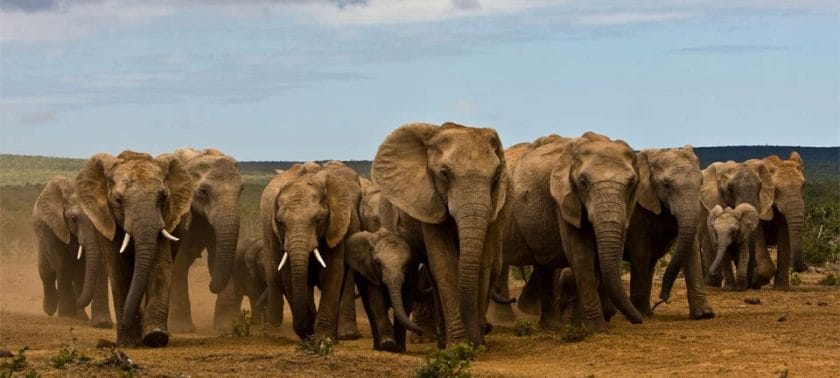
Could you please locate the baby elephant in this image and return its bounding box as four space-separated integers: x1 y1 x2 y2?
213 238 271 329
706 204 762 291
346 229 424 353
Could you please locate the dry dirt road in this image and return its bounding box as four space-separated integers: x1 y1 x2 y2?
1 259 838 377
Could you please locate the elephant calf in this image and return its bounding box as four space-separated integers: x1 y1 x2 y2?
346 229 424 353
706 204 765 291
213 238 271 329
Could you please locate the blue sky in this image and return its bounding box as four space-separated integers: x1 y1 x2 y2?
1 0 837 161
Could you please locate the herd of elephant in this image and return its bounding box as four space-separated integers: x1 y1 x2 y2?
34 122 807 353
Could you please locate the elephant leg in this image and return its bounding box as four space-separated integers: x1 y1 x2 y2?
700 225 722 287
534 266 563 330
313 246 346 340
487 264 516 325
735 243 751 291
478 221 503 339
561 227 607 332
337 272 361 340
359 277 396 351
770 225 789 290
598 279 617 322
168 241 199 333
247 282 267 325
629 255 654 317
108 241 142 347
71 259 89 321
683 238 715 320
266 276 285 327
213 279 243 331
141 241 173 348
409 299 438 344
721 254 736 291
421 223 468 345
91 266 114 328
39 257 58 316
56 265 79 318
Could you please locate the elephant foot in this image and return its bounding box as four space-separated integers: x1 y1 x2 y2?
379 338 399 353
689 306 715 320
409 331 437 344
338 329 361 341
773 282 792 291
582 318 608 333
142 329 170 348
169 321 196 334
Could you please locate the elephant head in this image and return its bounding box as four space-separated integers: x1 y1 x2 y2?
371 122 508 344
700 160 775 221
359 177 382 232
761 152 806 272
706 204 760 289
77 151 193 328
549 131 643 324
261 162 358 338
33 176 105 311
346 229 423 335
174 148 243 294
634 147 704 301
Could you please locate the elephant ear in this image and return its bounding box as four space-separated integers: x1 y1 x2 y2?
76 154 119 241
156 154 194 232
699 163 722 212
325 171 354 248
707 205 724 247
346 231 382 286
746 160 775 221
635 150 662 215
549 149 581 229
789 151 804 171
484 128 509 223
261 166 302 248
734 203 759 241
35 177 74 244
371 123 445 224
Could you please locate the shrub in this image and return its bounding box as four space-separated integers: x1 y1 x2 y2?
51 329 90 369
0 347 29 377
415 343 485 378
513 320 539 337
819 272 839 286
790 272 802 286
562 323 593 343
296 336 335 357
227 310 254 338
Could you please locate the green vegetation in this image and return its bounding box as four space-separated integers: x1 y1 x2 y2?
296 336 335 357
415 343 485 378
0 347 29 377
561 323 593 343
790 272 802 286
513 319 539 337
50 328 91 369
225 310 254 338
819 272 839 286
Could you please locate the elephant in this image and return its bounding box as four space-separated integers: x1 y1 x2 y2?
371 122 509 346
507 132 644 332
624 147 715 319
750 152 807 290
706 204 762 290
34 176 113 328
699 160 775 289
359 177 382 232
213 238 270 327
346 229 425 352
261 161 362 340
77 151 193 347
168 148 243 332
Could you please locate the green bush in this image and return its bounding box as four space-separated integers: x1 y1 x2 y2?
296 336 335 357
513 320 539 337
415 343 485 378
50 345 90 369
562 323 593 343
790 272 802 286
0 347 30 377
226 310 254 338
819 273 839 286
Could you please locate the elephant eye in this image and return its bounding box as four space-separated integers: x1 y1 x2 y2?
439 167 451 181
197 185 210 197
113 194 124 206
578 175 589 190
157 190 168 204
627 175 636 188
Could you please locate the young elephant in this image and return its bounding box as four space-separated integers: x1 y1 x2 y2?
261 161 362 340
346 229 424 353
213 238 269 328
34 176 112 328
706 204 761 291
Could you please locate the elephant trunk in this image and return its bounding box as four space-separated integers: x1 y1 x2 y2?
708 238 730 276
453 200 490 345
781 194 806 272
209 211 240 294
287 240 314 339
591 184 643 324
121 227 159 327
384 275 423 335
76 235 103 308
659 204 699 302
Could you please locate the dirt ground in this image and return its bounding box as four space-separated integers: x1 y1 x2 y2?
1 258 838 377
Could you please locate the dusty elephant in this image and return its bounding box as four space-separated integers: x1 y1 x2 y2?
750 152 807 290
359 177 382 232
168 148 243 332
346 229 425 352
261 161 362 340
508 132 644 332
371 122 509 346
699 160 775 289
625 147 715 319
77 151 193 347
34 176 113 328
213 238 270 327
706 204 762 290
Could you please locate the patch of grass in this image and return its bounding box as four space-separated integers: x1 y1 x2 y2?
790 272 802 286
819 272 839 286
0 347 30 377
50 328 91 369
414 343 485 378
296 336 335 357
561 323 593 343
225 310 254 338
513 320 539 337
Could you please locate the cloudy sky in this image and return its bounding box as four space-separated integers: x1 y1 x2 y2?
1 0 837 160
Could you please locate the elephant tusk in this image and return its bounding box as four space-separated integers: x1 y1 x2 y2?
313 248 327 268
161 229 180 242
119 233 131 253
418 262 424 272
77 245 83 260
278 252 288 271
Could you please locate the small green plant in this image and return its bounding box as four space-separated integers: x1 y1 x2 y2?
228 310 254 337
0 347 30 377
561 323 593 343
296 336 335 357
790 272 802 286
50 328 90 369
819 272 839 286
414 343 485 378
513 320 539 337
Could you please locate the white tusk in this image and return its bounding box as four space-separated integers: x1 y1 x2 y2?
313 248 326 268
418 262 424 272
278 252 288 271
119 233 131 253
77 245 83 260
161 229 180 242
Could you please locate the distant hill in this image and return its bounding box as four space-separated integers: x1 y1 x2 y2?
692 146 839 169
